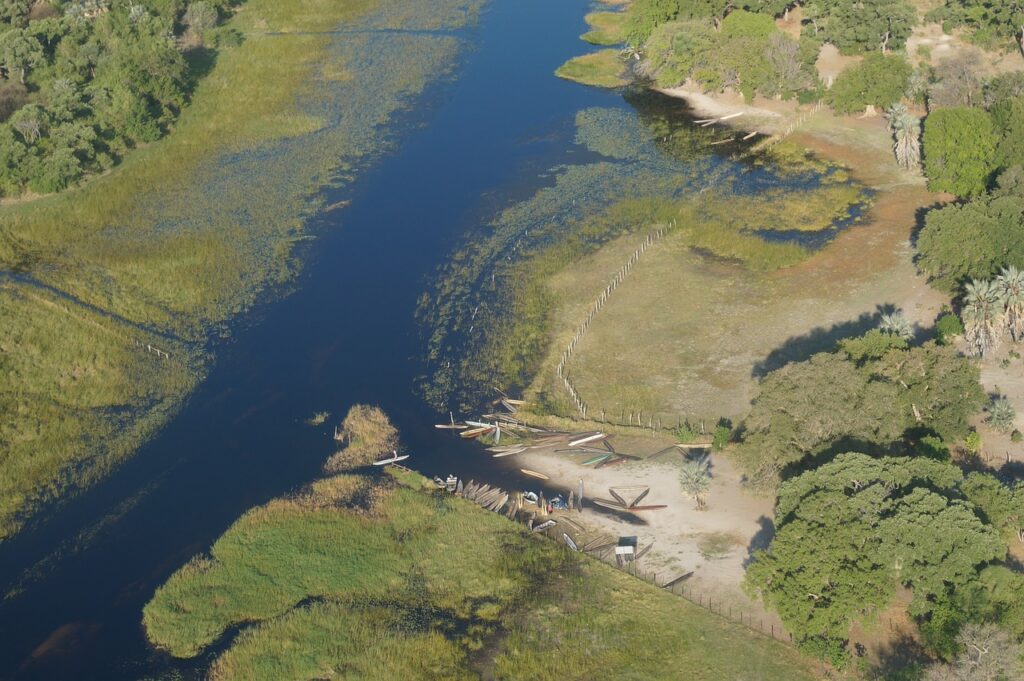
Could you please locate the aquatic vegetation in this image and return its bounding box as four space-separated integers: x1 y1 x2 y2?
419 101 867 414
555 50 630 88
581 11 628 46
145 467 815 680
0 0 484 540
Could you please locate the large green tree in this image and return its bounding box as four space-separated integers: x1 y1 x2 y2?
736 341 982 488
747 454 1005 660
916 172 1024 291
804 0 916 54
923 106 997 197
826 52 912 114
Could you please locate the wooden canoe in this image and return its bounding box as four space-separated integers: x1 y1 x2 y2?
596 456 627 469
563 533 579 551
569 432 606 447
520 468 549 480
460 426 494 439
372 454 409 466
629 504 667 511
435 423 468 430
581 454 612 466
591 498 628 511
532 520 556 533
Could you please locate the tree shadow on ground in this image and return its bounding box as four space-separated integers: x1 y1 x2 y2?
751 305 897 379
867 631 931 681
743 516 775 569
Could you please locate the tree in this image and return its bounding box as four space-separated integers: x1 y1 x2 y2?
963 279 1005 356
879 310 915 339
746 453 1003 660
923 107 997 197
928 50 987 109
986 397 1017 432
916 188 1024 292
892 112 921 169
996 265 1024 340
924 623 1023 681
928 0 1024 55
804 0 916 54
826 52 912 114
679 456 711 509
184 2 218 43
0 28 43 84
991 94 1024 172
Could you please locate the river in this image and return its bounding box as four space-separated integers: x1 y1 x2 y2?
0 0 756 678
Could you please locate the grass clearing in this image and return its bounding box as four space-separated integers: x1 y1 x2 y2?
555 50 630 88
144 465 816 680
581 11 628 45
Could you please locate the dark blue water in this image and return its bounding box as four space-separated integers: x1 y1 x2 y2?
0 0 628 678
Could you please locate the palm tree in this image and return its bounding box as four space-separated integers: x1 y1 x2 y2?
892 113 921 170
885 103 908 131
986 397 1016 433
679 456 711 510
879 311 914 340
996 266 1024 342
963 279 1005 357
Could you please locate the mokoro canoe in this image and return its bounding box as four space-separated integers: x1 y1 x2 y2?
491 447 526 458
460 426 494 439
569 432 606 447
372 454 409 466
591 498 628 511
595 456 626 469
629 504 667 511
563 533 579 551
532 520 556 533
435 423 468 430
581 454 612 466
520 468 549 480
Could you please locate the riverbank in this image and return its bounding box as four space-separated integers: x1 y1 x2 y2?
143 412 817 679
0 0 482 541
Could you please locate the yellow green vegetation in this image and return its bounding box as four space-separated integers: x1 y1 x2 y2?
581 11 628 45
144 467 814 680
0 0 478 540
555 50 630 88
324 404 399 471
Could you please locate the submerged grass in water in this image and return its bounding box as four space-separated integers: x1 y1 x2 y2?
555 50 630 88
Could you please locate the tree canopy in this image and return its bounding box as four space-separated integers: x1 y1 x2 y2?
916 169 1024 292
735 341 983 489
747 453 1005 662
922 106 998 197
825 52 912 114
803 0 916 54
0 0 237 196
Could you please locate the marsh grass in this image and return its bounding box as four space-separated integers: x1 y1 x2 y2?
146 469 815 680
581 11 627 46
555 50 630 88
324 404 399 471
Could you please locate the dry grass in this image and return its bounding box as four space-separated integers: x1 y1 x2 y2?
324 405 399 471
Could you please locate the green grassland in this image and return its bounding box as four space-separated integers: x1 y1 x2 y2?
0 0 480 540
555 50 631 88
581 11 628 45
145 468 816 680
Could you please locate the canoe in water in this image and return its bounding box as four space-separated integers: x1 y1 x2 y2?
520 468 549 480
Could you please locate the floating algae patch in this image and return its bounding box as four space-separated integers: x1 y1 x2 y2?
0 0 484 540
574 107 657 161
556 50 630 88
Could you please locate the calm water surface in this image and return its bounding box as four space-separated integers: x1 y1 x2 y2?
0 1 721 678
